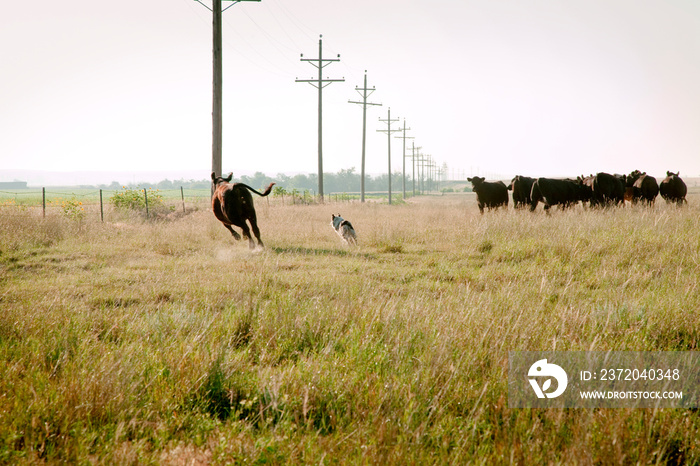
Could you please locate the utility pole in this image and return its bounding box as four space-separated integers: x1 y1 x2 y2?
394 119 413 199
348 71 382 203
296 35 344 202
194 0 260 187
377 108 401 204
415 152 429 194
410 143 422 196
428 156 435 192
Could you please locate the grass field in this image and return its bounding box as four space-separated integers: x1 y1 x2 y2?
1 192 699 464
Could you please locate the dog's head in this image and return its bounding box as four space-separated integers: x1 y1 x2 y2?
331 214 344 230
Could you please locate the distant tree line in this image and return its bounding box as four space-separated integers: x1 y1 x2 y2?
100 168 431 194
260 168 417 194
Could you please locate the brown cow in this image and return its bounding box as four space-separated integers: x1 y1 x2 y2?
211 172 275 249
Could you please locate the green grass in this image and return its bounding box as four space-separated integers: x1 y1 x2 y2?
0 194 699 463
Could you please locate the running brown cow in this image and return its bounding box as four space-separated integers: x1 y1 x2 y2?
659 171 687 205
211 172 275 249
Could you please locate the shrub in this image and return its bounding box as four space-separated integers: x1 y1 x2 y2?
60 197 85 223
272 186 288 197
110 187 164 211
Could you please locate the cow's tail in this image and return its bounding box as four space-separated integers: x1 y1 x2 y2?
239 182 276 197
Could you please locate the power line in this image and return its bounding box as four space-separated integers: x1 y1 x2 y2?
261 0 308 53
269 0 316 43
221 14 293 78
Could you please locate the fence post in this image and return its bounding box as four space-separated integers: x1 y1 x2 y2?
181 186 186 213
143 189 149 219
42 187 46 217
99 189 104 222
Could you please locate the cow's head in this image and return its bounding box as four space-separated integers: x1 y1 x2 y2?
667 171 679 178
626 170 643 186
211 172 233 187
467 176 485 186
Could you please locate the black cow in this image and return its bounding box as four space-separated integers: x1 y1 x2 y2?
211 172 275 249
529 178 587 212
591 172 625 207
508 175 535 209
467 176 509 214
626 170 659 206
576 175 594 206
659 171 687 205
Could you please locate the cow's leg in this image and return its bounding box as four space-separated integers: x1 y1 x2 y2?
224 224 241 240
238 223 255 249
249 219 264 248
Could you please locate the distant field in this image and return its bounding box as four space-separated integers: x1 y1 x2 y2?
0 187 211 209
0 193 699 463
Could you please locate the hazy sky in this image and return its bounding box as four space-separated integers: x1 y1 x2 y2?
2 0 700 183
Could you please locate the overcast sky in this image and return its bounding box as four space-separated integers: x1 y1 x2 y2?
2 0 700 184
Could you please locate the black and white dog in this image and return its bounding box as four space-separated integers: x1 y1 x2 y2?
330 214 357 245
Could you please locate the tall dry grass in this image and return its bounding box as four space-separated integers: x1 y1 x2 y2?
0 193 699 464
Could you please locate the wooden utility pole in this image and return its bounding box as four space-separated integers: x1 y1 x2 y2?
296 35 344 202
415 151 429 194
377 108 401 204
410 143 422 196
194 0 260 188
349 71 382 203
394 119 413 199
212 0 223 181
426 155 436 192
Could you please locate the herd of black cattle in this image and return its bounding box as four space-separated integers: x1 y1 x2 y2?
467 171 688 213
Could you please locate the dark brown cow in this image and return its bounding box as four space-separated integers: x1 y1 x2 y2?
659 171 687 205
467 176 508 214
211 172 275 249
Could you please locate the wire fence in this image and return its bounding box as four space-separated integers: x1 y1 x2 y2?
0 187 362 221
0 187 210 220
